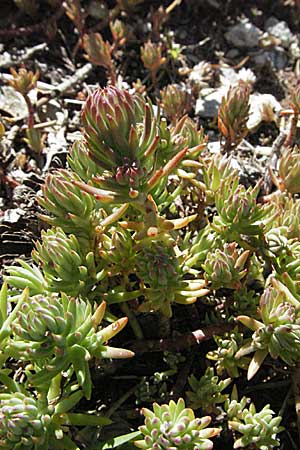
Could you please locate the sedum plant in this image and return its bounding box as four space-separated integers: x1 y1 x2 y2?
77 85 188 204
202 242 249 290
134 398 220 449
187 367 231 412
225 388 284 450
3 81 294 448
159 84 191 123
3 292 133 399
32 228 96 296
82 32 117 85
274 145 300 194
135 242 209 317
141 40 166 85
207 328 250 378
218 83 250 153
212 176 275 240
236 277 300 379
196 153 238 205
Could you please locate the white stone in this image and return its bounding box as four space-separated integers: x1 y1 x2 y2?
225 19 262 48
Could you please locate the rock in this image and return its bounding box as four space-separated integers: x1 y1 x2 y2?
2 209 25 224
207 141 221 153
225 49 240 59
265 17 293 49
290 41 300 60
225 19 262 48
195 87 227 118
0 86 28 121
247 93 281 131
253 48 288 70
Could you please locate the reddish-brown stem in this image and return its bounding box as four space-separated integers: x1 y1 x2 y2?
23 93 35 128
109 63 117 86
130 323 233 353
285 111 299 147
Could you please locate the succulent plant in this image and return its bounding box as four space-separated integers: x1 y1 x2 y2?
0 384 110 450
207 328 250 378
187 367 231 412
98 227 136 274
24 126 45 153
290 83 300 114
212 177 275 237
183 225 218 269
202 242 249 290
135 242 209 317
236 278 300 379
110 19 128 47
273 194 300 240
82 32 116 84
38 169 97 250
8 65 39 96
134 398 220 449
78 85 190 205
218 84 250 152
225 388 284 450
5 260 47 297
141 40 166 84
277 146 300 194
231 286 260 317
31 227 99 297
197 153 238 205
160 84 191 122
6 295 133 398
265 227 290 258
0 391 49 449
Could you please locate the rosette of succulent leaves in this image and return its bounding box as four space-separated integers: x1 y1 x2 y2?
4 83 300 448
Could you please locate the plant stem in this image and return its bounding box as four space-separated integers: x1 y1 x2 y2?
130 323 233 353
105 381 142 418
120 301 144 340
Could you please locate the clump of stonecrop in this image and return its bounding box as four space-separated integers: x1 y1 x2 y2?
0 384 111 450
159 83 191 123
202 242 249 290
3 82 297 449
236 277 300 379
207 328 250 378
134 398 220 449
0 284 114 449
6 85 208 318
218 83 250 153
225 388 284 450
270 145 300 194
187 367 231 413
212 176 275 240
0 391 49 450
7 295 133 399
